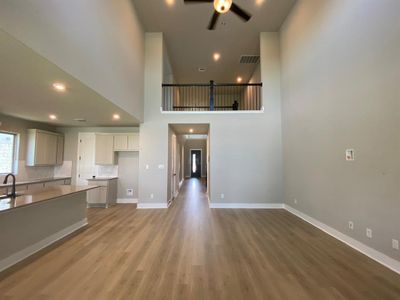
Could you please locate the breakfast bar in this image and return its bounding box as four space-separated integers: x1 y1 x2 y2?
0 185 97 272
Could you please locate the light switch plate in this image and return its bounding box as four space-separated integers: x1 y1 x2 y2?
346 149 355 161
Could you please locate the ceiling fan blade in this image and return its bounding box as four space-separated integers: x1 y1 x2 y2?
183 0 213 2
230 2 251 22
208 11 220 30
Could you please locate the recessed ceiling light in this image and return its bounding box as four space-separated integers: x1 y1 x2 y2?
256 0 265 5
189 129 194 133
213 53 221 61
113 114 121 120
49 114 57 120
52 82 66 92
198 67 206 72
165 0 175 6
237 76 243 83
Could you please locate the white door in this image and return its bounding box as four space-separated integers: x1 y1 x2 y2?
76 133 95 186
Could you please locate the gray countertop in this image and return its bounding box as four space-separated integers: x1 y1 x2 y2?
0 185 97 213
86 177 118 181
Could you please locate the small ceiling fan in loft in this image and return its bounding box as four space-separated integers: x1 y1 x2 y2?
183 0 252 30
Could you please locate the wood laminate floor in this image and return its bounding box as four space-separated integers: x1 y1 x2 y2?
1 178 400 299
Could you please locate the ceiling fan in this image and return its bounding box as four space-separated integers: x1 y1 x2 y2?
183 0 252 30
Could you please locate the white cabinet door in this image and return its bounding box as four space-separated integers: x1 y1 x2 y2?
56 135 64 165
127 133 139 151
35 131 57 165
114 135 128 151
95 134 115 165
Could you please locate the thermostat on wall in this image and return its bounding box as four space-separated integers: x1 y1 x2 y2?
345 149 355 161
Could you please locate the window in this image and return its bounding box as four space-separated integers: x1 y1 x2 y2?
0 132 17 174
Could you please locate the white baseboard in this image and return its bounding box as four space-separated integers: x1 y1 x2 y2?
284 204 400 275
0 218 87 272
117 198 138 204
209 203 284 209
137 203 168 209
179 180 184 188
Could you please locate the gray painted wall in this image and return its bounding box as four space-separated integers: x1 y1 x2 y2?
117 152 139 199
281 0 400 261
0 113 58 181
184 139 207 178
138 32 283 205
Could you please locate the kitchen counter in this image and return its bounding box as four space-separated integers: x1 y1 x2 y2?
0 176 72 188
0 185 97 213
0 184 95 272
86 177 118 181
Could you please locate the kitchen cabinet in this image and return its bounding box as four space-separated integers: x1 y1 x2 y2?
127 133 140 151
56 135 64 165
95 134 116 165
86 177 118 208
26 129 64 166
113 133 139 151
113 135 128 151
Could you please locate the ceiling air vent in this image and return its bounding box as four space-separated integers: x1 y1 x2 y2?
239 55 260 64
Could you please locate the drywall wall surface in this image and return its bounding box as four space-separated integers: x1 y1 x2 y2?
280 0 400 261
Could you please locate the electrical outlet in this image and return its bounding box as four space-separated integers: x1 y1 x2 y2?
294 198 298 204
392 239 399 250
366 228 372 238
126 189 133 196
220 193 225 199
348 221 354 230
150 193 154 199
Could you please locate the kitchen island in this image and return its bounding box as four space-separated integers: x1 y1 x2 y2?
0 185 97 272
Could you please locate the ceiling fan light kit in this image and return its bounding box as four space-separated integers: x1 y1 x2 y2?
184 0 252 30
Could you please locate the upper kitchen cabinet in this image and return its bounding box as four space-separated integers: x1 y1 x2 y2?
113 133 139 151
26 129 64 166
95 134 116 165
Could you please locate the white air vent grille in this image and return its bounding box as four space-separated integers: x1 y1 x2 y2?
239 55 260 64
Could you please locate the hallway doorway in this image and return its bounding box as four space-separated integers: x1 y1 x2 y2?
190 149 201 178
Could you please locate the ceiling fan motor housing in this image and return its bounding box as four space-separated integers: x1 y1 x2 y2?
214 0 232 14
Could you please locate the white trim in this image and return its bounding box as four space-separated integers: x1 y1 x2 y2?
137 203 168 209
284 205 400 275
179 179 184 188
117 198 138 204
209 203 284 209
0 218 87 272
161 107 264 114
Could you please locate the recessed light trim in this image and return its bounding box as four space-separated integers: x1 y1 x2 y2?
198 67 206 72
213 53 221 61
49 114 57 120
113 114 121 120
52 82 66 92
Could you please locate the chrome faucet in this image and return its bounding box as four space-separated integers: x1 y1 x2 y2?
3 173 16 198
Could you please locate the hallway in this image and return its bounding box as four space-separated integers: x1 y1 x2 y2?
1 179 400 299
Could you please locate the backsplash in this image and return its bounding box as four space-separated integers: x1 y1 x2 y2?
0 160 73 183
95 165 118 177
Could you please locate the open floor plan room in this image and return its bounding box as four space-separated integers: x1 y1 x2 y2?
1 0 400 299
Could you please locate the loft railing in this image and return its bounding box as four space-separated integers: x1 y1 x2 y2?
162 81 262 112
